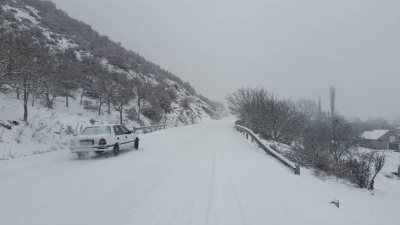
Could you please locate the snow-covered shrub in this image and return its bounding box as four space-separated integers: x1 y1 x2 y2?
84 104 98 112
16 127 26 143
89 118 96 125
142 106 163 123
340 155 372 188
82 100 92 106
125 107 138 121
31 124 47 140
65 125 75 135
286 146 331 172
180 97 191 110
340 150 386 189
0 127 4 142
311 169 328 181
384 173 394 179
269 144 280 153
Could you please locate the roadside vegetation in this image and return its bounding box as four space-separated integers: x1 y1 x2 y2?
226 86 390 189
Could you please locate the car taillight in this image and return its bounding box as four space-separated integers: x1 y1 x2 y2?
70 140 75 146
99 139 106 145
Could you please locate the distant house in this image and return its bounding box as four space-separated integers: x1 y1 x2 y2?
361 130 400 150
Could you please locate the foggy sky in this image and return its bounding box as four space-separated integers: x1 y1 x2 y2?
50 0 400 120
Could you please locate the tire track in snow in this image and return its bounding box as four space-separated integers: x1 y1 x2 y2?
217 142 248 225
147 152 207 225
105 139 205 225
1 157 148 225
169 148 217 225
205 143 217 225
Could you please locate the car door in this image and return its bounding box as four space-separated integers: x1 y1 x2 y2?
113 125 124 148
119 125 134 149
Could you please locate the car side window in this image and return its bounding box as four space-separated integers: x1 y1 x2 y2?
119 126 130 134
113 126 122 135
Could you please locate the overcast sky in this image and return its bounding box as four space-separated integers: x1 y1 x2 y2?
50 0 400 120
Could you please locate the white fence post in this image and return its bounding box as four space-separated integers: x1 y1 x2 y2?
295 164 300 175
398 165 400 178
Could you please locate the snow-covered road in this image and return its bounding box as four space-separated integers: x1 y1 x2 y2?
1 117 398 225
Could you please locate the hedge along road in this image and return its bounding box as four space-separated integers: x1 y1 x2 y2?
0 116 396 225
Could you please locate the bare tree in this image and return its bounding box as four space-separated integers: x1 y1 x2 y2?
296 99 318 121
6 31 51 122
111 73 135 124
88 59 111 116
55 48 80 107
368 150 386 190
226 87 307 144
328 116 360 164
79 57 96 105
133 76 152 121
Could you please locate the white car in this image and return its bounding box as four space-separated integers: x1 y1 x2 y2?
70 124 139 158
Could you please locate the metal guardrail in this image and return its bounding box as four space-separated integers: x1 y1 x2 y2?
133 124 167 133
235 125 300 175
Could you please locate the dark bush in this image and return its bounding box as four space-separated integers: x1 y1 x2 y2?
180 97 191 109
142 106 163 123
125 107 138 121
28 10 38 18
46 40 56 45
82 100 92 106
83 104 98 112
89 118 96 125
22 18 32 24
10 23 19 29
286 147 332 172
341 156 372 188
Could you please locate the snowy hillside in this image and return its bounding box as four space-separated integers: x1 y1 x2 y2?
0 0 228 160
1 116 399 225
0 89 220 160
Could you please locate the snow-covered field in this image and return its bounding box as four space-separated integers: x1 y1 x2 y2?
1 116 399 225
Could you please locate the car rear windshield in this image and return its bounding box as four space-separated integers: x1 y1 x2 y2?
81 126 111 135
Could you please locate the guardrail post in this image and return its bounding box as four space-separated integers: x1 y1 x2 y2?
398 165 400 178
295 164 300 175
133 127 136 133
156 127 158 131
246 133 248 139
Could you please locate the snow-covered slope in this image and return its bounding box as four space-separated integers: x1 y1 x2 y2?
1 116 399 225
0 89 220 160
0 1 227 160
0 3 227 110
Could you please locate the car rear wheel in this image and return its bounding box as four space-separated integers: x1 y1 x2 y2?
134 138 139 150
113 145 119 156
